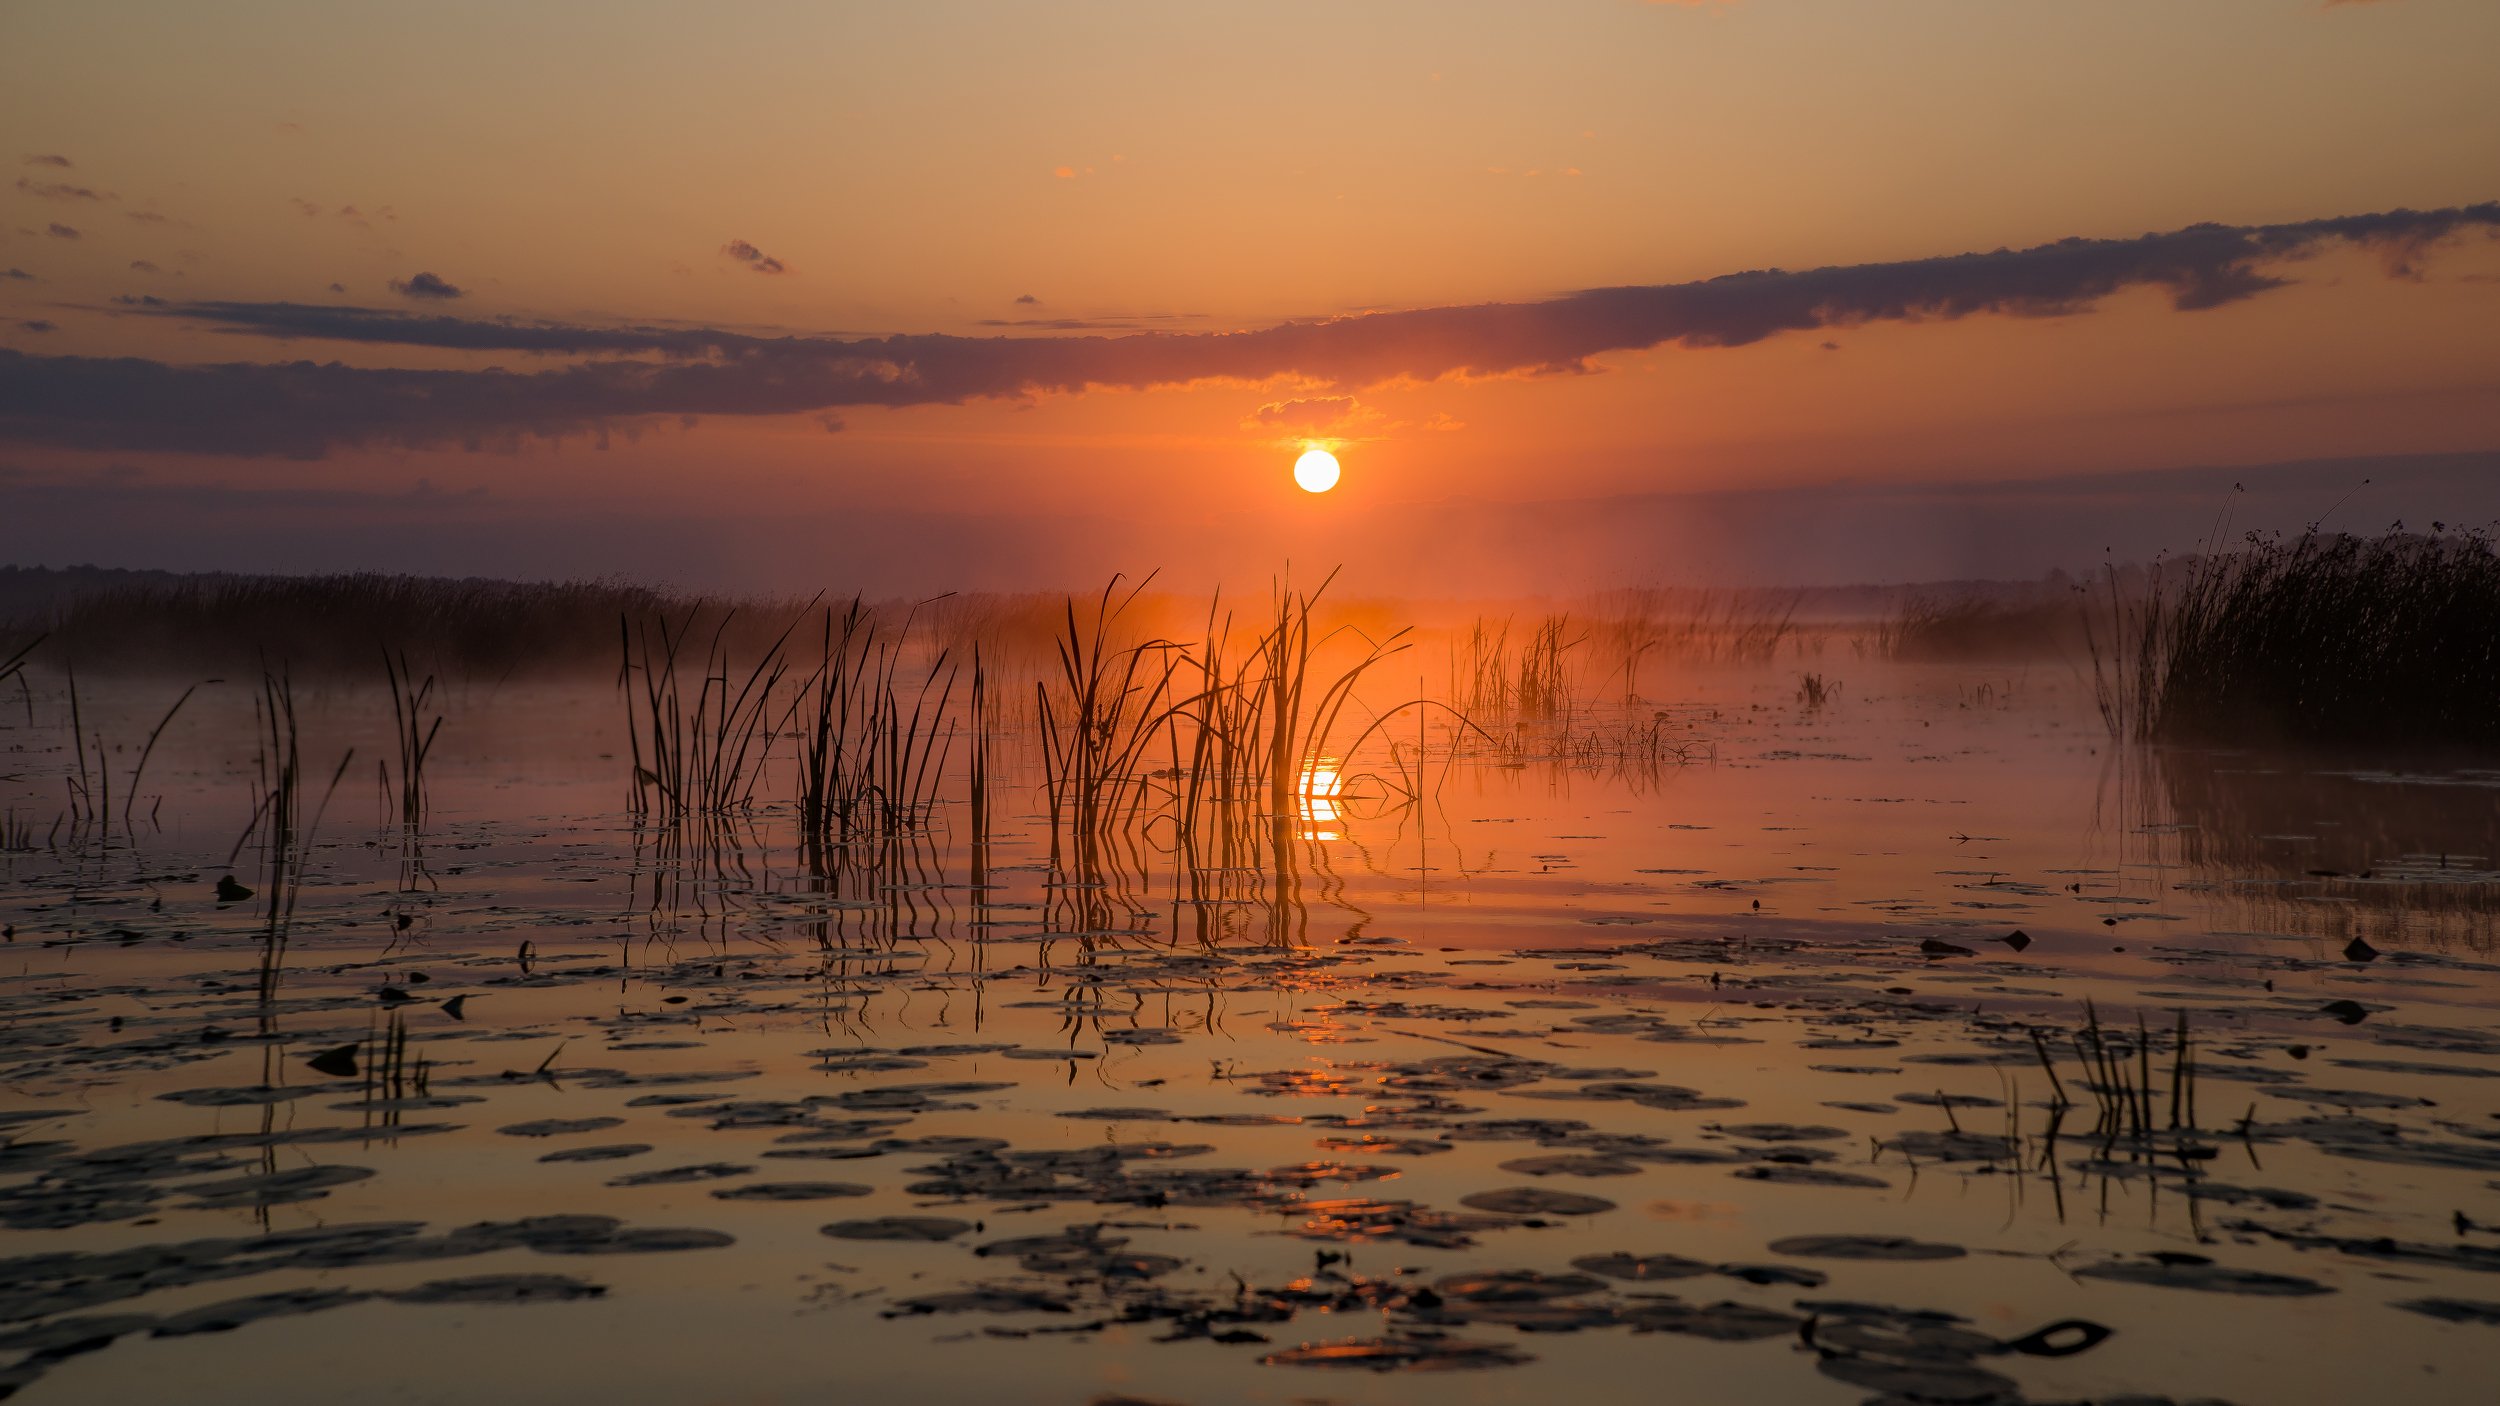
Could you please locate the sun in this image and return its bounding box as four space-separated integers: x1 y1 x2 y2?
1293 448 1341 493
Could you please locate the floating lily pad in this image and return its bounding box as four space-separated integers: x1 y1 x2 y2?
821 1216 973 1241
385 1274 607 1304
1259 1335 1533 1371
498 1117 626 1138
1458 1187 1616 1216
2074 1255 2330 1297
1732 1165 1889 1189
709 1181 871 1201
1570 1252 1713 1281
152 1288 370 1336
1770 1234 1966 1261
539 1144 653 1163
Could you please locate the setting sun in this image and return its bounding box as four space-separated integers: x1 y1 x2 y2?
1293 448 1341 493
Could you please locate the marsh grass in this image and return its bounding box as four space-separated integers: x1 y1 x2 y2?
381 650 444 833
0 632 38 696
789 597 958 859
18 571 704 676
619 605 797 822
1452 615 1579 723
239 670 355 1009
1881 591 2082 660
2092 529 2500 744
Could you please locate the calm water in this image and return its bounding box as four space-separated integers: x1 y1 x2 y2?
1 661 2495 1404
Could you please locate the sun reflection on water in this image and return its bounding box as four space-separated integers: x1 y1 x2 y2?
1299 760 1344 841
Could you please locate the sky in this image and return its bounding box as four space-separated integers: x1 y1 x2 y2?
2 0 2496 595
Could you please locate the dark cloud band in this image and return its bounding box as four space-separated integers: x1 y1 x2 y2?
4 202 2494 458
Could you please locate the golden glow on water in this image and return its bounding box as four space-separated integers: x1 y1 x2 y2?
1298 761 1343 840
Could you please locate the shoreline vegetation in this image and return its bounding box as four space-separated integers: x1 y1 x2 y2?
5 524 2495 747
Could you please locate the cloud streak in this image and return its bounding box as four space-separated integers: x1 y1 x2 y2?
389 271 464 300
3 202 2495 457
722 240 787 274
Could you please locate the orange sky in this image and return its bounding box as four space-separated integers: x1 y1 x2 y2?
2 0 2497 591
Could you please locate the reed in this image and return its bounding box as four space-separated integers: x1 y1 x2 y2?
0 633 38 693
620 604 798 822
381 649 445 833
15 569 705 677
1451 614 1579 723
788 596 958 859
2107 528 2500 744
241 669 356 1007
1881 590 2082 660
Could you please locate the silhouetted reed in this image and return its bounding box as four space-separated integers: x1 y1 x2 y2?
788 596 958 858
1582 586 1804 688
1452 615 1579 722
1881 590 2081 660
381 649 443 832
619 605 798 822
2092 529 2500 744
240 670 355 1007
14 569 697 677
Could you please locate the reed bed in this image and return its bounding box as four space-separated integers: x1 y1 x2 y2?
1880 591 2082 661
1451 615 1580 722
2091 529 2500 744
15 570 702 676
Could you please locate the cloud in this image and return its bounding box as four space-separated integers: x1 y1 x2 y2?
21 155 71 168
17 178 111 202
8 202 2497 458
388 271 463 300
722 240 787 274
129 260 160 274
1015 293 1039 304
123 210 174 226
16 321 56 334
1244 395 1375 436
44 223 80 240
0 268 30 282
972 315 1208 330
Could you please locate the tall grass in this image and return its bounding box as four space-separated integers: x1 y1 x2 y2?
1880 591 2081 660
20 570 697 676
240 670 356 1007
2092 529 2500 744
619 605 798 822
381 649 444 832
1452 615 1579 722
788 597 958 858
